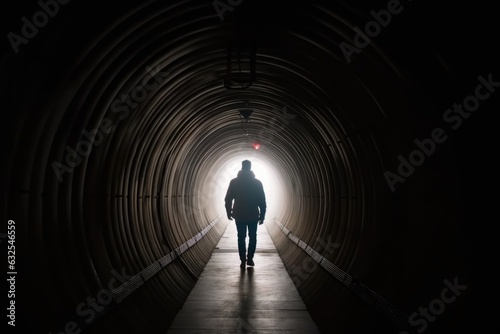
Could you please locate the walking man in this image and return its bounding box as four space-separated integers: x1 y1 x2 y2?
225 160 267 268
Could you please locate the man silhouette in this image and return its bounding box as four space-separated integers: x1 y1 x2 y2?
225 160 266 268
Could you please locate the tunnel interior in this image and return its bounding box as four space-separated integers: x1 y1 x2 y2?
1 0 497 333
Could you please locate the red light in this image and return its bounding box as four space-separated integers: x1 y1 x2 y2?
253 143 261 150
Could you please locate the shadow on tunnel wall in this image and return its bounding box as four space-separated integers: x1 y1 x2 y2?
1 0 497 333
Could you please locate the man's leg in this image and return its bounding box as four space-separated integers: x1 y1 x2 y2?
235 221 247 262
247 221 258 263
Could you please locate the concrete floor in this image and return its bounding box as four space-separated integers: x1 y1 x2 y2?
167 221 321 333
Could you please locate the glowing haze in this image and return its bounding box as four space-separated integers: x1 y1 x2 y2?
209 150 284 221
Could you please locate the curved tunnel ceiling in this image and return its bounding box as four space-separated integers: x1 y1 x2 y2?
1 0 497 333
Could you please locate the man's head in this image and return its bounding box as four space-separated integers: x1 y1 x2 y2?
242 160 251 171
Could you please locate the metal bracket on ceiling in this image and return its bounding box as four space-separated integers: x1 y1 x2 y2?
223 40 256 89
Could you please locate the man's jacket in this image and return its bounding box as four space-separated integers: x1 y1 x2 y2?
224 170 266 221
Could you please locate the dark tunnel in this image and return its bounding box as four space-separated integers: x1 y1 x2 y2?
1 0 497 333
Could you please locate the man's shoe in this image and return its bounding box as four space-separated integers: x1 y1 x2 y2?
247 259 255 266
240 260 246 268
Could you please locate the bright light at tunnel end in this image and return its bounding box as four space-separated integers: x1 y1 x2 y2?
211 152 285 220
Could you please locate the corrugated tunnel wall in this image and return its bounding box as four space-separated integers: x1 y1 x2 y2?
1 0 496 333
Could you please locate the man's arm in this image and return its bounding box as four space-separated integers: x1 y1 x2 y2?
224 180 234 220
258 181 266 224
